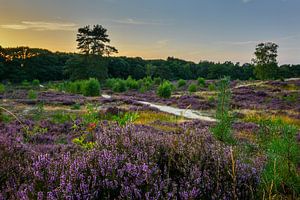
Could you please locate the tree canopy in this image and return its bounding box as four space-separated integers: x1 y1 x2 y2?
253 42 279 80
76 25 118 56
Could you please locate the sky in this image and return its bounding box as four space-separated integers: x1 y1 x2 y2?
0 0 299 64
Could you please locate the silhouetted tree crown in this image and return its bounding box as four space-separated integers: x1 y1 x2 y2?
253 42 279 80
76 24 118 56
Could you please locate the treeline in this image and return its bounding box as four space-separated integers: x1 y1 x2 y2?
0 46 299 83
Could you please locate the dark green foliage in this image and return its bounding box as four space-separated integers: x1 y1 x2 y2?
257 118 300 197
83 78 101 97
211 77 235 144
22 80 30 87
32 79 40 87
65 55 109 81
0 83 5 94
208 83 216 91
177 79 186 88
112 79 127 93
153 77 162 85
197 77 206 87
27 89 38 99
76 24 118 56
51 111 76 124
188 84 197 93
157 81 172 98
126 76 139 90
253 42 279 80
0 45 299 83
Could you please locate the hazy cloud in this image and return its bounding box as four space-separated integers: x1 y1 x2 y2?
111 18 164 25
1 21 77 31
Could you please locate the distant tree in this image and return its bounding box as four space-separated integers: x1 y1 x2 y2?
76 24 118 56
252 42 279 80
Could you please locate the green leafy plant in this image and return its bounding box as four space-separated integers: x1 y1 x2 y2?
112 112 139 126
112 79 127 93
211 77 235 144
258 119 300 198
153 77 162 85
71 103 81 110
21 80 30 87
126 76 139 90
51 111 76 124
0 83 5 94
72 134 96 150
27 89 38 99
83 78 100 96
157 81 172 98
32 79 40 87
208 83 216 91
188 84 197 93
177 79 186 88
197 77 206 87
82 104 99 126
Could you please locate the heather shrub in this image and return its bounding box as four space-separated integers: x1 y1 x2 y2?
27 89 38 99
0 83 5 94
32 79 40 87
198 77 206 87
211 77 235 144
157 81 172 98
188 83 197 93
0 121 260 199
83 78 100 97
177 79 186 88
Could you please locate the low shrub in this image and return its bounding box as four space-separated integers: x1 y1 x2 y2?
21 80 30 87
208 83 216 91
32 79 40 87
157 81 172 98
0 83 5 94
153 77 162 85
112 79 127 93
126 76 139 90
188 84 197 93
83 78 100 97
177 79 186 88
27 89 38 99
198 77 206 87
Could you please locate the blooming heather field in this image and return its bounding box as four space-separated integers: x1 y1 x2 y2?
0 78 299 199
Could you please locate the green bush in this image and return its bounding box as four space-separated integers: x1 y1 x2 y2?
126 76 139 90
32 79 40 87
188 84 197 93
257 119 300 197
157 81 172 98
112 79 127 93
0 83 5 94
83 78 100 97
177 79 186 88
27 89 38 99
153 77 162 85
208 83 216 91
21 80 30 87
198 77 206 87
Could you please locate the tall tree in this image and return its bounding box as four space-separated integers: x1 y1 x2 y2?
76 25 118 56
252 42 279 80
